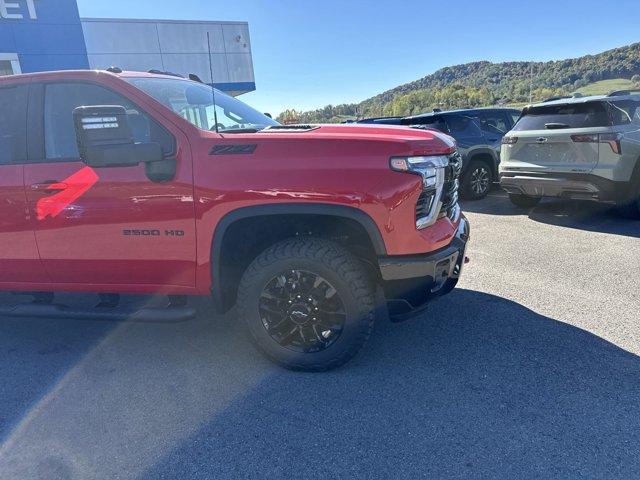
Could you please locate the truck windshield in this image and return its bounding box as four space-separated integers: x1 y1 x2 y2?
124 77 279 133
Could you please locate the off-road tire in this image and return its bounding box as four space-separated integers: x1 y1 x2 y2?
508 193 541 209
237 238 376 371
461 160 493 200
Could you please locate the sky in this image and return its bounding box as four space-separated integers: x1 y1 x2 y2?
77 0 640 116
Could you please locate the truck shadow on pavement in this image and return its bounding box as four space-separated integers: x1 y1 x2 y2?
462 192 640 238
138 289 640 480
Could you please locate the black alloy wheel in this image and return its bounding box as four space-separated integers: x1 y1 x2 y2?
237 237 376 371
258 270 346 353
471 166 491 196
462 160 494 200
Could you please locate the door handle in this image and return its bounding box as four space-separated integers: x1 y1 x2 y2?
31 181 68 192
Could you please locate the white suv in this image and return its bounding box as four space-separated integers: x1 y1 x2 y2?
499 91 640 218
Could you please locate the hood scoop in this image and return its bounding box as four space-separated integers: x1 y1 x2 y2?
262 125 319 132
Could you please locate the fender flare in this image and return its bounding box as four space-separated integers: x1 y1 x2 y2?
463 147 500 175
209 203 387 310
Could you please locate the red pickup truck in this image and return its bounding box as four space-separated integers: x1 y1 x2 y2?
0 70 469 370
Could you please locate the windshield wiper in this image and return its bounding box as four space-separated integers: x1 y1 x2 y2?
544 122 571 130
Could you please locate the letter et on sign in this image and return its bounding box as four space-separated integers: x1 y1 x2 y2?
0 0 37 20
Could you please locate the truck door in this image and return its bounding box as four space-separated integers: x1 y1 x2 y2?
23 81 196 288
0 82 49 284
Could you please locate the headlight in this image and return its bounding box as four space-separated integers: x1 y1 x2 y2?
390 155 449 188
390 155 451 229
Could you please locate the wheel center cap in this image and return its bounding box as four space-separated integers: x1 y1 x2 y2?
288 303 312 325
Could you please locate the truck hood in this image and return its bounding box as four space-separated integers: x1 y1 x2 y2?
219 123 457 156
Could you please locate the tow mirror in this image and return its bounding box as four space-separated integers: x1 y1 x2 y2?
73 106 175 182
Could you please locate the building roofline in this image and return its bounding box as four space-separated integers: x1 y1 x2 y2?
80 17 248 26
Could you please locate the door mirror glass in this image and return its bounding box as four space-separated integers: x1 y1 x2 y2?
73 105 163 168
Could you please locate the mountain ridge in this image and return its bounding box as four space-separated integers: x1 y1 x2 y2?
277 42 640 123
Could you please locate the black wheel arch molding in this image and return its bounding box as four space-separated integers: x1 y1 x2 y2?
462 147 500 175
209 202 387 312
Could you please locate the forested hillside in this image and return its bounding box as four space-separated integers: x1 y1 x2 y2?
277 43 640 124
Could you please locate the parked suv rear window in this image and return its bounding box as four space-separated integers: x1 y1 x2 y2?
445 115 484 137
513 102 610 131
609 100 640 125
402 116 448 132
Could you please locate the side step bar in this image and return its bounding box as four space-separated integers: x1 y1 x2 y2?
0 303 196 323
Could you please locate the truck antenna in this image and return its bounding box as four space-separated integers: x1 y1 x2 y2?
207 32 220 134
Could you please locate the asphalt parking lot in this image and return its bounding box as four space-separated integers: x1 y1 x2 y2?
0 192 639 480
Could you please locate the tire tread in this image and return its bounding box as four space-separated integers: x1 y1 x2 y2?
237 237 375 371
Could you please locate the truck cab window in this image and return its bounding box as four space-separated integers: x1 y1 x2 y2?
0 85 28 164
43 83 173 161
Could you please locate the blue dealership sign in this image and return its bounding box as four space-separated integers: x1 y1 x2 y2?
0 0 89 73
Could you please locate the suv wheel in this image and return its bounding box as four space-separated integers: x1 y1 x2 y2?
508 193 541 209
462 160 493 200
237 238 375 371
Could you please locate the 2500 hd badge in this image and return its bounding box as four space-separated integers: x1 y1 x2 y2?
122 229 185 237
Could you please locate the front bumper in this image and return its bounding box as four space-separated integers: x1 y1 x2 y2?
499 172 625 203
377 216 470 319
378 215 469 282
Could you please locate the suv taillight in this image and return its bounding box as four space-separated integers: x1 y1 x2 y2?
571 133 622 154
502 136 518 145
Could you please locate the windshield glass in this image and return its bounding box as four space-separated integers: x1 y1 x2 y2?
125 77 279 132
513 102 611 130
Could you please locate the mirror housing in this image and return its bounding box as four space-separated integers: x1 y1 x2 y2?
73 105 162 167
73 106 175 181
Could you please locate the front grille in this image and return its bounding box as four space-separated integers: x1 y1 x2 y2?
415 191 435 219
415 151 462 227
438 152 462 220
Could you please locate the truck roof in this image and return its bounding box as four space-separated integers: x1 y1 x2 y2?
0 69 184 84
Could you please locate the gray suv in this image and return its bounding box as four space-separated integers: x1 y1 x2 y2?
360 108 521 199
500 91 640 217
